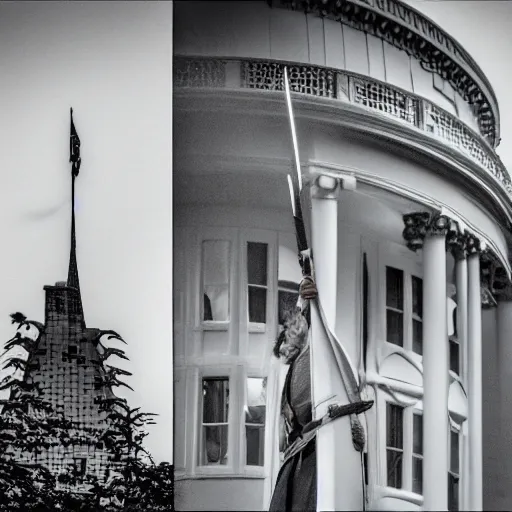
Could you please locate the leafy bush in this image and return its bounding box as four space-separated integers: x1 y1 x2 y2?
0 313 174 511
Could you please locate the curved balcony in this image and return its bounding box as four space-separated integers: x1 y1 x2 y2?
174 56 512 205
275 0 499 146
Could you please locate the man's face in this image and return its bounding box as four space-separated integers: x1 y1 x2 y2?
279 341 301 364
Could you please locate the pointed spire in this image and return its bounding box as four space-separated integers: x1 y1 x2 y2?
67 108 82 305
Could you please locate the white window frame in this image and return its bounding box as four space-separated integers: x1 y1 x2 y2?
378 392 423 497
191 363 272 478
194 365 238 476
241 366 269 477
239 229 277 335
182 226 286 479
193 227 239 333
378 243 423 364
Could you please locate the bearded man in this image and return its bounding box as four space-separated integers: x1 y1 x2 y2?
269 277 372 512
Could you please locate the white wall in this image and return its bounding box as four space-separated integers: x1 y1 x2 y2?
0 1 172 463
176 478 265 511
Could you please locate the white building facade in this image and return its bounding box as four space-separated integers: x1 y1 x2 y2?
173 1 512 510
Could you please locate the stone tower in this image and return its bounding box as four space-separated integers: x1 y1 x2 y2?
7 110 118 486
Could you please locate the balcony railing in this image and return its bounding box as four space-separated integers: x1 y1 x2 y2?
174 57 512 199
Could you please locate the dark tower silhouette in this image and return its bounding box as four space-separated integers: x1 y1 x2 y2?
8 110 116 487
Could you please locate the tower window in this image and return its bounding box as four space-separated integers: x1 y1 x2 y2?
55 296 65 314
74 457 87 477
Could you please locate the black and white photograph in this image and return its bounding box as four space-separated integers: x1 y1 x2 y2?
2 0 512 510
0 1 173 510
174 0 512 511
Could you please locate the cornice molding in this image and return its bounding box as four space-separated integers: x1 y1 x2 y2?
273 0 499 145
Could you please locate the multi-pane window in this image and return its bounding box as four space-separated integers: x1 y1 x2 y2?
202 240 230 322
200 378 229 466
448 428 460 511
247 242 268 324
386 403 404 488
385 266 423 355
386 267 404 347
245 377 266 466
385 403 424 495
412 412 423 494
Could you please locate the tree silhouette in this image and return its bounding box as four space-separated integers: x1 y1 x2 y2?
0 313 174 511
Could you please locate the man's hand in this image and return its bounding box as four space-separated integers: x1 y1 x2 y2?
299 276 317 300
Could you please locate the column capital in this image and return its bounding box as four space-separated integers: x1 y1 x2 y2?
402 212 430 251
447 224 468 261
465 233 482 256
402 212 454 252
311 174 339 200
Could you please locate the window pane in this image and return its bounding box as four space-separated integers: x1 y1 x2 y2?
202 241 230 321
246 425 265 466
413 319 423 355
448 473 459 511
247 242 268 286
412 456 423 495
248 286 266 323
450 340 460 375
386 267 403 310
413 413 423 455
386 449 403 488
412 276 423 317
201 425 228 465
203 378 229 423
203 240 230 284
246 377 266 467
278 289 299 325
386 404 403 448
204 285 229 321
386 310 404 347
450 430 460 474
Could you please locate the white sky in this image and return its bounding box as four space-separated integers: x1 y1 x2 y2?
0 1 173 463
404 0 512 171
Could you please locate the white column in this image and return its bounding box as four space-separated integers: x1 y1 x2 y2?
497 298 512 510
310 176 362 511
467 252 483 510
455 256 470 510
422 231 449 511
